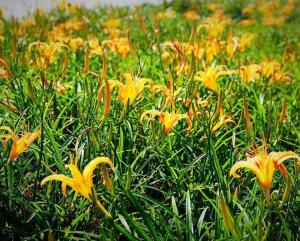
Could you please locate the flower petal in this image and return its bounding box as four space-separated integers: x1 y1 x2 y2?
230 157 262 179
82 157 114 191
41 174 75 187
269 151 299 165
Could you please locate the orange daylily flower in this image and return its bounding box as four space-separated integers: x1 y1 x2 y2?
41 157 114 217
102 37 130 57
0 126 41 163
230 148 299 205
109 73 151 108
140 110 192 135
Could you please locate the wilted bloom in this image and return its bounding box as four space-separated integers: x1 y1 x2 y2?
140 110 192 135
187 98 209 120
0 126 41 163
212 95 235 132
230 148 299 205
194 65 235 93
150 82 182 107
109 73 151 108
41 157 114 217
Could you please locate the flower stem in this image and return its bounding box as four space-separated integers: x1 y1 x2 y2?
265 188 271 206
95 199 111 218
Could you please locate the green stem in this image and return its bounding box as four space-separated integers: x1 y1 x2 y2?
265 188 271 206
95 199 111 218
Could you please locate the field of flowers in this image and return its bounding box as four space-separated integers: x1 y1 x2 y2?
0 0 300 240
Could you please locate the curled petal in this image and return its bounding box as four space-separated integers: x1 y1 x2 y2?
41 174 75 187
140 110 161 123
161 113 192 135
176 114 192 131
278 164 291 207
82 157 114 191
230 157 263 179
269 151 299 166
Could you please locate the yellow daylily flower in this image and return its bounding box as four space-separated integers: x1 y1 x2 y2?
0 126 41 163
226 32 256 58
56 82 73 96
41 157 114 217
260 61 280 79
183 10 200 21
204 38 221 63
68 37 84 51
140 110 192 135
198 17 227 38
88 38 104 56
29 41 69 70
109 73 151 108
239 64 261 82
230 148 299 205
271 67 292 84
194 65 235 93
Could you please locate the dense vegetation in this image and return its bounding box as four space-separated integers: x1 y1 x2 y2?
0 0 300 240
